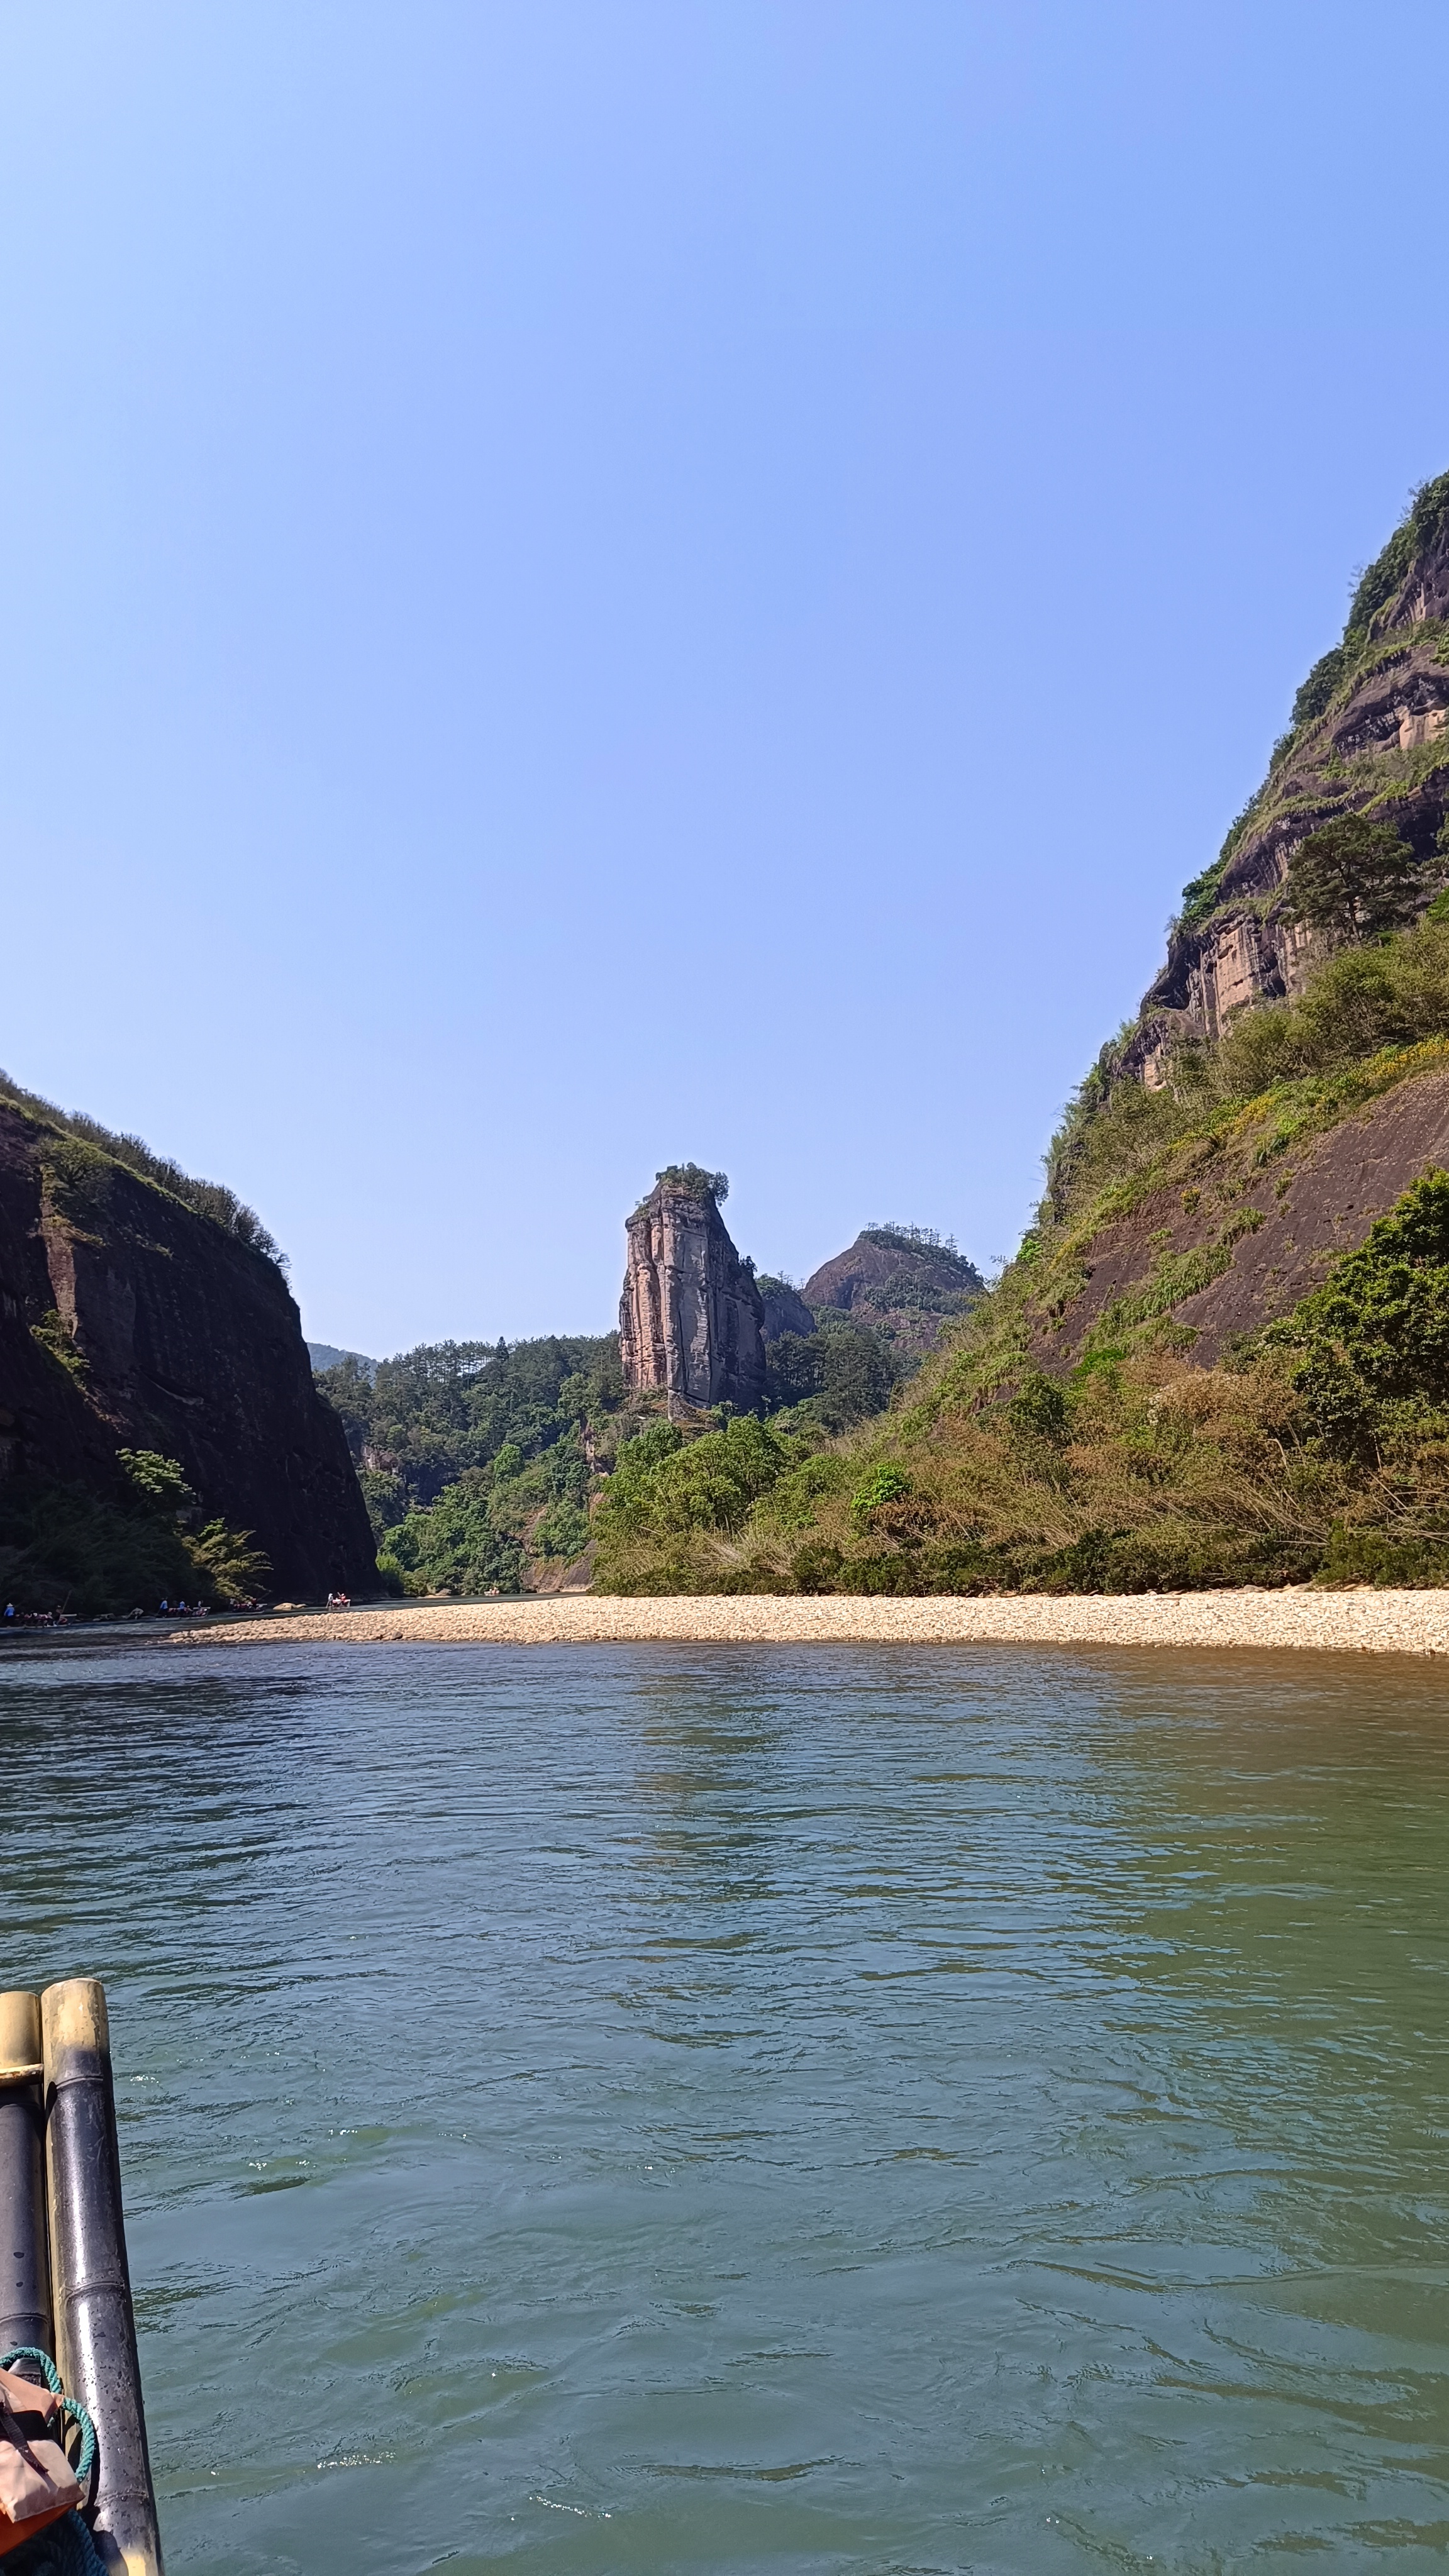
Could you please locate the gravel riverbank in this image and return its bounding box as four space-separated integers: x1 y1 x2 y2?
170 1589 1449 1654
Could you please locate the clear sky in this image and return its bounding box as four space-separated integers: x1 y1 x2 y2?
4 3 1449 1355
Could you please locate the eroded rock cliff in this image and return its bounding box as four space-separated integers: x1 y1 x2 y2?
1129 475 1449 1082
619 1175 767 1411
0 1099 376 1596
1017 474 1449 1368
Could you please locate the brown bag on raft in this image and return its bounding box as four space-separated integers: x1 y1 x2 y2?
0 2366 82 2556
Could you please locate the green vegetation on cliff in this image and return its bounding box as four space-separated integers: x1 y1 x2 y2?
1172 471 1449 937
0 1069 284 1263
0 1073 370 1611
0 1450 269 1617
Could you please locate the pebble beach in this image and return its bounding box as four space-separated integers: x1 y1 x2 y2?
172 1588 1449 1655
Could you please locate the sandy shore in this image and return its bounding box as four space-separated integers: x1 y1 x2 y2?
169 1589 1449 1655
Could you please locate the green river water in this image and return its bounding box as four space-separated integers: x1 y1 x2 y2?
0 1639 1446 2573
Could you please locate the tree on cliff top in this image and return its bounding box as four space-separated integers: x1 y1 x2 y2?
653 1163 728 1203
1282 813 1430 945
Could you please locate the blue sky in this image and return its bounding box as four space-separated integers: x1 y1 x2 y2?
4 3 1449 1353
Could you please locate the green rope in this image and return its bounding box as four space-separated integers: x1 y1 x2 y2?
4 2512 106 2576
0 2350 96 2486
0 2348 104 2575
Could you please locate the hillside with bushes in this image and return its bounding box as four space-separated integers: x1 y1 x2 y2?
593 475 1449 1597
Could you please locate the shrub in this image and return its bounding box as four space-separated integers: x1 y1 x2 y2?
187 1519 271 1604
1265 1169 1449 1455
1006 1372 1071 1444
117 1449 194 1508
652 1163 729 1203
593 1414 803 1589
30 1311 88 1384
531 1497 591 1562
851 1463 911 1524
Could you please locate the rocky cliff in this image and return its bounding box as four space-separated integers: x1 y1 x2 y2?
619 1174 767 1411
1019 471 1449 1374
1128 475 1449 1082
755 1276 816 1341
0 1096 376 1596
581 476 1449 1600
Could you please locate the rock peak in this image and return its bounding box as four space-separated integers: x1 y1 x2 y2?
619 1175 766 1411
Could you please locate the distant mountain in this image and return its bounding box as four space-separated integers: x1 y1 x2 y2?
755 1275 816 1342
802 1226 984 1360
308 1341 377 1381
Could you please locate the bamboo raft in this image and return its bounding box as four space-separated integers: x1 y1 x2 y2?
0 1982 162 2573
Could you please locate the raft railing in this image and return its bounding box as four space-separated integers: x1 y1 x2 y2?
0 1983 163 2576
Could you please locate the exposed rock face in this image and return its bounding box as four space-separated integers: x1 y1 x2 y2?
619 1179 767 1410
803 1228 984 1361
0 1103 377 1595
1126 477 1449 1081
756 1277 816 1342
1033 1063 1449 1369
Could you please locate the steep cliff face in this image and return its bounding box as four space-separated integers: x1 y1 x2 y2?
0 1101 376 1596
1128 475 1449 1081
619 1179 767 1411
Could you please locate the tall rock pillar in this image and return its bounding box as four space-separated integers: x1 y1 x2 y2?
619 1174 767 1411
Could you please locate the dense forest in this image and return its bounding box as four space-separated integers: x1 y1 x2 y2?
316 1336 621 1595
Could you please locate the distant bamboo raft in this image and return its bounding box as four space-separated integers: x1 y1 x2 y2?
0 1984 163 2575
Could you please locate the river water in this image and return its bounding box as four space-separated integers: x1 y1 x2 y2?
0 1640 1446 2573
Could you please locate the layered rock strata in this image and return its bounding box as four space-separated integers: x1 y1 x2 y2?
0 1101 377 1596
619 1179 767 1411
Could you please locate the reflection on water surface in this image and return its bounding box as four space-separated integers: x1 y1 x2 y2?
1 1641 1446 2572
